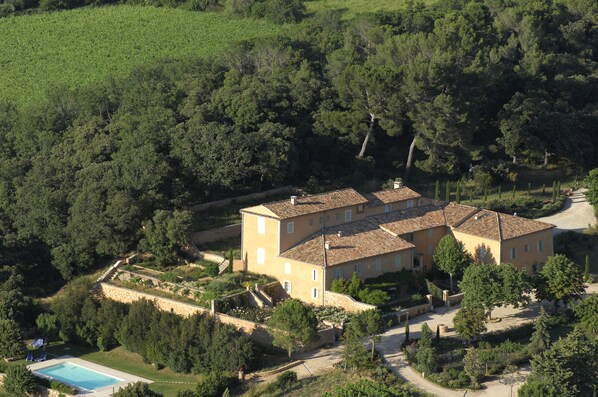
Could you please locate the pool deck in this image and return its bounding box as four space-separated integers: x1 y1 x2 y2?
28 356 152 396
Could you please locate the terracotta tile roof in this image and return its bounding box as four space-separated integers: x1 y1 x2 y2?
279 220 414 266
497 212 555 240
454 210 554 240
259 188 368 219
365 187 422 207
442 203 478 227
371 205 446 236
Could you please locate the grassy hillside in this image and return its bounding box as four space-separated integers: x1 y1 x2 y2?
305 0 435 18
0 6 279 106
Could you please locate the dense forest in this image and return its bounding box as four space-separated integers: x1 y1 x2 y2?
0 0 596 289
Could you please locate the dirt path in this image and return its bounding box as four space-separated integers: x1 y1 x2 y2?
537 188 596 234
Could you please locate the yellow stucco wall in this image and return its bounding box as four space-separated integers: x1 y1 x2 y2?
452 230 502 265
364 198 422 217
324 249 414 288
242 212 281 271
408 226 446 271
500 229 554 273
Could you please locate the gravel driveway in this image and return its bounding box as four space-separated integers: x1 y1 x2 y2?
537 188 597 234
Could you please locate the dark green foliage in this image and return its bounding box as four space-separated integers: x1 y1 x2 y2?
571 293 598 334
322 379 413 397
266 298 318 358
518 379 558 397
139 210 192 268
348 309 383 360
113 381 164 397
49 381 75 394
404 319 409 344
433 235 471 292
227 249 234 274
445 181 450 202
455 181 461 204
0 0 596 288
2 365 36 397
0 318 24 359
528 307 551 355
415 345 437 376
205 263 219 277
537 255 585 307
512 185 516 200
434 180 440 201
265 371 297 393
195 372 236 397
524 327 598 397
419 323 432 349
331 272 389 305
586 168 598 211
460 263 531 319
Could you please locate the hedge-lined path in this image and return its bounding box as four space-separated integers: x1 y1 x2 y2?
537 188 596 234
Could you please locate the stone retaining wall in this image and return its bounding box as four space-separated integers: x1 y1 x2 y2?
189 186 296 212
99 283 339 351
192 224 242 244
445 292 465 307
99 283 274 345
323 290 377 313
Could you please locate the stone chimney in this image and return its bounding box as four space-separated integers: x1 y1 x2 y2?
290 196 298 205
393 179 403 189
337 231 343 237
325 241 331 250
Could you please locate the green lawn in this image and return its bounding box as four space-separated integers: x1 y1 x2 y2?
305 0 435 18
0 5 279 106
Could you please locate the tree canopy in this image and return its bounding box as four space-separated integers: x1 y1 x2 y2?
267 298 318 358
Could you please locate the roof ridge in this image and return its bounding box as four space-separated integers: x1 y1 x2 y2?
262 187 364 207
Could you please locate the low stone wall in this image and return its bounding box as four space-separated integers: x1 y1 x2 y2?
323 291 377 313
446 292 465 307
99 283 274 345
200 252 227 264
192 224 242 244
189 186 296 212
396 301 433 322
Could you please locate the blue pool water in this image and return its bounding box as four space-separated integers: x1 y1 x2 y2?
35 362 122 390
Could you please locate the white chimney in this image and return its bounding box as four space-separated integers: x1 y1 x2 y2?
325 241 331 250
337 231 343 237
393 179 403 189
290 196 298 205
513 212 517 217
474 215 478 220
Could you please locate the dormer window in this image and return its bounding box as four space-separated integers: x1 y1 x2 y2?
384 204 392 213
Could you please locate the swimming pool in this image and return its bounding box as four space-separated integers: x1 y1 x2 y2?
34 362 123 390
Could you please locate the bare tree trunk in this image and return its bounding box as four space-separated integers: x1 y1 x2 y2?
543 150 549 169
357 113 375 159
405 136 417 182
512 155 517 164
449 273 453 293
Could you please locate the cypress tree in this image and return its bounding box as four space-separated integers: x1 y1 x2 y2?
483 187 488 204
435 180 440 201
228 249 234 273
456 182 461 204
557 181 561 197
527 182 531 195
512 185 516 200
436 324 440 342
585 255 590 279
404 319 410 344
542 184 546 195
445 182 450 202
529 307 550 354
552 181 557 201
498 185 502 200
419 323 433 349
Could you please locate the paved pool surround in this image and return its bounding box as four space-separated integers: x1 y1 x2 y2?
28 356 152 396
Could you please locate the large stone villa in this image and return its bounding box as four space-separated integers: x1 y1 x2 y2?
239 182 555 304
